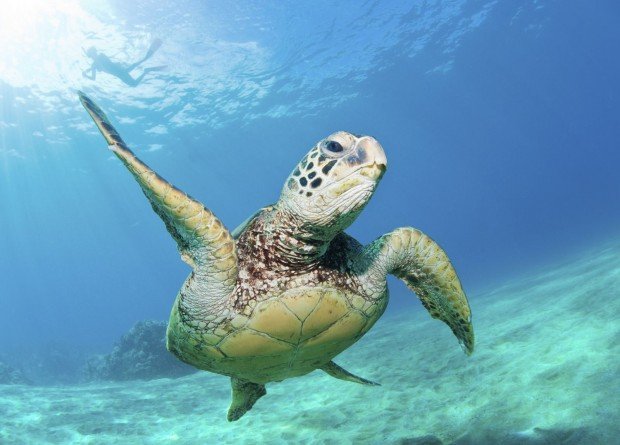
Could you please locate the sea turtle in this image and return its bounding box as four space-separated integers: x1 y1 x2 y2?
78 91 474 421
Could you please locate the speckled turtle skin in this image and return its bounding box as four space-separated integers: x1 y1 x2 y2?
79 91 474 421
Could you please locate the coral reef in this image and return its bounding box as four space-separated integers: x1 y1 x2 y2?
83 320 195 381
0 361 30 385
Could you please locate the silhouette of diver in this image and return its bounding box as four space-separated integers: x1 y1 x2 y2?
82 39 164 87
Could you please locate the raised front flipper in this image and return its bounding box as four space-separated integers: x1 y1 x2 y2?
362 227 474 354
78 91 238 303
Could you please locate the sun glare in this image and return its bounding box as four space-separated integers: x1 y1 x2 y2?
0 0 97 91
1 0 70 39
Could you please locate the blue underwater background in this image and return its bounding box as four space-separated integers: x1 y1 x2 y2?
0 1 619 444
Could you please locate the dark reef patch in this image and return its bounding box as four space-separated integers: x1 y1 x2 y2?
0 361 31 385
83 320 196 381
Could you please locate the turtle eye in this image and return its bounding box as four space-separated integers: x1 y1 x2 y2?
321 140 345 156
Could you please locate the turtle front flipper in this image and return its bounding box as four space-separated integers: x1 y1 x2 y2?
361 227 474 355
78 91 238 302
228 378 266 421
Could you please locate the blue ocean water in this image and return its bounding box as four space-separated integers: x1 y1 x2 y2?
1 1 619 443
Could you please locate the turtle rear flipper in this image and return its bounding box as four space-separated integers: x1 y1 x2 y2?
227 378 267 421
321 361 380 386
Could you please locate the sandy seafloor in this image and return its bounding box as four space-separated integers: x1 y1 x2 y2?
1 241 618 445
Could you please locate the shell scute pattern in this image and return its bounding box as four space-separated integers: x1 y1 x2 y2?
280 291 321 321
306 310 367 346
299 289 351 341
178 282 381 380
246 299 302 343
170 231 383 377
186 213 388 380
223 287 373 359
219 330 293 357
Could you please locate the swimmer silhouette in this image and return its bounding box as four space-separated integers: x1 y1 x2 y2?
82 39 164 87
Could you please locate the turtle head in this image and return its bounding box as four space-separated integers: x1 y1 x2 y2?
278 131 387 241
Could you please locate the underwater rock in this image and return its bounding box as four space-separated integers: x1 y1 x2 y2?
83 320 196 381
0 361 31 385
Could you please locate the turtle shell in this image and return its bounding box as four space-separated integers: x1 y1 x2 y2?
167 286 386 384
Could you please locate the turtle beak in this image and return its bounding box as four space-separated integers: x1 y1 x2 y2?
357 136 387 181
359 163 386 181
